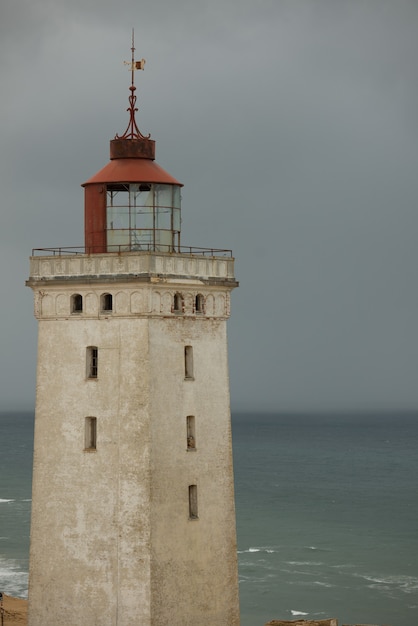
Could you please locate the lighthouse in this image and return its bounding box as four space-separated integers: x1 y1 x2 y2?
26 39 240 626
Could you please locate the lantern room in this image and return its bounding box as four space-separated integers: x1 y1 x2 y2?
82 40 183 254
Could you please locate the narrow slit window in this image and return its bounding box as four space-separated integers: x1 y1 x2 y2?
86 346 98 379
188 484 198 519
195 294 204 313
184 345 194 379
101 293 113 312
173 292 183 313
71 294 83 313
85 417 97 450
187 416 196 450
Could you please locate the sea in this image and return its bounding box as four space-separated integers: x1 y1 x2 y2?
1 411 417 626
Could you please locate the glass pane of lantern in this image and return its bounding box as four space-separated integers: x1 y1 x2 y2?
173 186 181 209
107 205 130 230
130 229 152 250
155 228 172 252
131 185 153 230
135 205 153 230
155 206 171 230
133 185 153 208
154 184 172 209
107 229 130 251
173 208 180 231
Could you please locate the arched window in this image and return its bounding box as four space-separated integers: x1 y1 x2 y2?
195 294 204 313
173 292 183 313
101 293 113 312
71 294 83 314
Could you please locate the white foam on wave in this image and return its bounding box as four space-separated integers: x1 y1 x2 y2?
283 571 321 582
286 560 324 566
237 549 253 554
355 572 418 594
0 557 28 598
241 546 277 554
239 573 273 585
304 545 333 552
291 609 308 616
313 580 335 588
362 574 387 584
237 547 277 554
0 498 15 503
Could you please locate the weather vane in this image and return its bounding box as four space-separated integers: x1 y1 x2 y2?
115 29 150 140
124 29 146 85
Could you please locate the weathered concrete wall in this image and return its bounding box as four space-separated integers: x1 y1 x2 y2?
149 317 239 625
29 316 152 625
28 250 236 281
27 254 239 626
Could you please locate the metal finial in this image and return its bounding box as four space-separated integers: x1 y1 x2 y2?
115 29 150 140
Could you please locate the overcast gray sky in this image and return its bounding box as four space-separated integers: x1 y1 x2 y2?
1 0 418 413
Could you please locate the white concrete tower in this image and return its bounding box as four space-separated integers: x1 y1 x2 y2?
26 39 239 626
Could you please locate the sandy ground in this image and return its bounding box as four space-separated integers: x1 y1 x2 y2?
0 597 338 626
1 595 28 625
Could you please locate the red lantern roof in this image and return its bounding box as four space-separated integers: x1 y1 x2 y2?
82 155 182 187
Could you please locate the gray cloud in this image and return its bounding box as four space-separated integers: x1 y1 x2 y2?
1 0 418 412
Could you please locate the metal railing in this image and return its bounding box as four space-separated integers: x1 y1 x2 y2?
31 245 233 257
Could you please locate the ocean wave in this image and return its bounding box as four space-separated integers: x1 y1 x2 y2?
0 498 15 503
281 569 322 580
361 575 391 584
241 546 277 554
291 609 308 616
0 558 28 599
239 574 273 584
313 581 335 588
286 560 324 566
354 572 418 594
